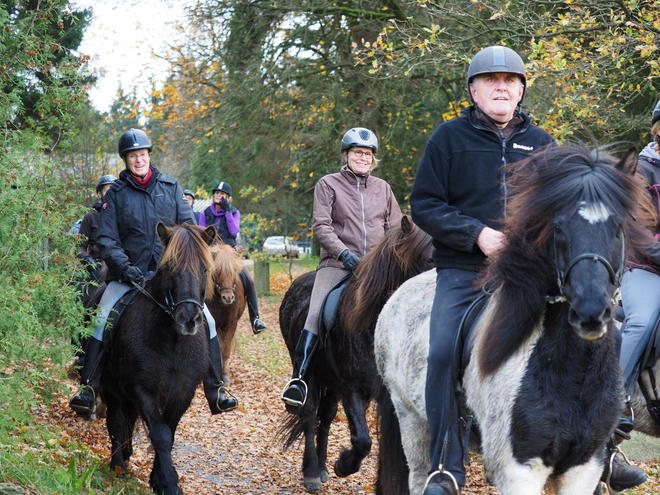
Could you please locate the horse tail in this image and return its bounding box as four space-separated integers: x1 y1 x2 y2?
375 378 410 495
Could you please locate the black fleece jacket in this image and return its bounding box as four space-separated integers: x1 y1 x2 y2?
410 107 555 271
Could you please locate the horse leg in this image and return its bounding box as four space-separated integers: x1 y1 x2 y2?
315 389 340 484
299 393 325 492
554 456 603 495
334 392 372 477
494 458 551 495
104 394 134 477
140 397 182 495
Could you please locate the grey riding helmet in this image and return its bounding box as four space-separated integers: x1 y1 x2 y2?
467 46 527 106
118 128 153 158
340 127 378 153
652 100 660 125
183 189 195 200
95 174 117 193
212 182 232 196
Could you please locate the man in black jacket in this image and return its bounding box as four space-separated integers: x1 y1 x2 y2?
69 128 238 417
410 46 645 495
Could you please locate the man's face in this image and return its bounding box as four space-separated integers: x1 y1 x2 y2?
124 150 151 178
184 195 194 207
470 72 524 123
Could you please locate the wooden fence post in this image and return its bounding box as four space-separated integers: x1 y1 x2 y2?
253 258 270 294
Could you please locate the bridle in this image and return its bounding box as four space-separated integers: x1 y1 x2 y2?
215 282 236 294
549 229 625 305
131 280 206 318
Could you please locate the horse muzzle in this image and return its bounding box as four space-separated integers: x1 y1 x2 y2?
568 301 612 340
174 303 205 336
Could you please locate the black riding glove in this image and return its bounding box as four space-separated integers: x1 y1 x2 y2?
339 249 360 271
219 197 236 213
122 265 144 284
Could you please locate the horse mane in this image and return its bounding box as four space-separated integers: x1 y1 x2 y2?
157 224 215 296
343 215 433 335
477 143 655 376
210 243 243 286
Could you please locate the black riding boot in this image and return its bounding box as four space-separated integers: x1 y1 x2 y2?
246 291 266 334
281 329 319 413
204 336 238 415
601 421 646 492
69 337 104 416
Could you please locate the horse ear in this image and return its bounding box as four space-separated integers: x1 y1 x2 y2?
400 215 412 234
615 147 638 175
156 222 171 246
201 225 217 246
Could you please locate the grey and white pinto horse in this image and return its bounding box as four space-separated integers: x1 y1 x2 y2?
375 145 654 495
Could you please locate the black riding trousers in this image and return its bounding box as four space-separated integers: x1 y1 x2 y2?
426 268 480 485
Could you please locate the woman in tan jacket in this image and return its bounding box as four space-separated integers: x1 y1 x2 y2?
281 127 402 412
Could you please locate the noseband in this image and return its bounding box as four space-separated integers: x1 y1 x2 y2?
215 282 236 294
132 281 206 318
549 230 625 304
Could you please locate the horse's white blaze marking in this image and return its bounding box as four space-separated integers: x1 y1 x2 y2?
578 201 611 224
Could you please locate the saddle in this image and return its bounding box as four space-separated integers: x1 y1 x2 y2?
316 274 352 378
320 274 352 344
101 287 141 349
452 291 491 463
634 312 660 426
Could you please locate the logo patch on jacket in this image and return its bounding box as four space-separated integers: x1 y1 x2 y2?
102 202 109 210
513 143 534 151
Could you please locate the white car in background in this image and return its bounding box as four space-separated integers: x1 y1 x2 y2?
262 236 300 258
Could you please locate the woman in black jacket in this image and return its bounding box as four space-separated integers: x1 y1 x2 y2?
69 129 237 417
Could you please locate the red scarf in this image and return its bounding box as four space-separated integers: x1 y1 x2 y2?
131 168 153 189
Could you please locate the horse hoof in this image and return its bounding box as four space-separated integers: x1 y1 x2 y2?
334 460 357 478
320 470 329 483
303 477 322 491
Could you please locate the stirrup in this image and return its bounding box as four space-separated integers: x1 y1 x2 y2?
252 318 266 334
423 468 460 494
217 383 239 412
281 378 308 408
69 385 97 415
603 444 637 495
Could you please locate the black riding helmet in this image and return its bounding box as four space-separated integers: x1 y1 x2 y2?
467 46 527 107
212 182 232 196
96 174 117 194
118 128 153 158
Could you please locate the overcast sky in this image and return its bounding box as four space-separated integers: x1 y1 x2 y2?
73 0 190 113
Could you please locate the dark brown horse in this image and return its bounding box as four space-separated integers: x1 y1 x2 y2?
278 216 433 491
207 243 247 368
100 223 216 495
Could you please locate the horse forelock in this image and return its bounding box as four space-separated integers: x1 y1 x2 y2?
477 143 650 377
210 244 243 286
158 224 214 295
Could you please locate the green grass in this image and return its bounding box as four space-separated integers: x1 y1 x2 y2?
0 357 150 495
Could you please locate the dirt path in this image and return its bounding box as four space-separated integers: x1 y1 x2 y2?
51 273 658 494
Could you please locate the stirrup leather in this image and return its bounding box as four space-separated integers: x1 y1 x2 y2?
281 378 308 408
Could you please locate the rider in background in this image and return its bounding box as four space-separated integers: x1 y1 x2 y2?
69 128 238 417
280 127 402 412
79 175 117 283
183 189 201 224
72 174 116 367
199 181 267 334
618 99 660 472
